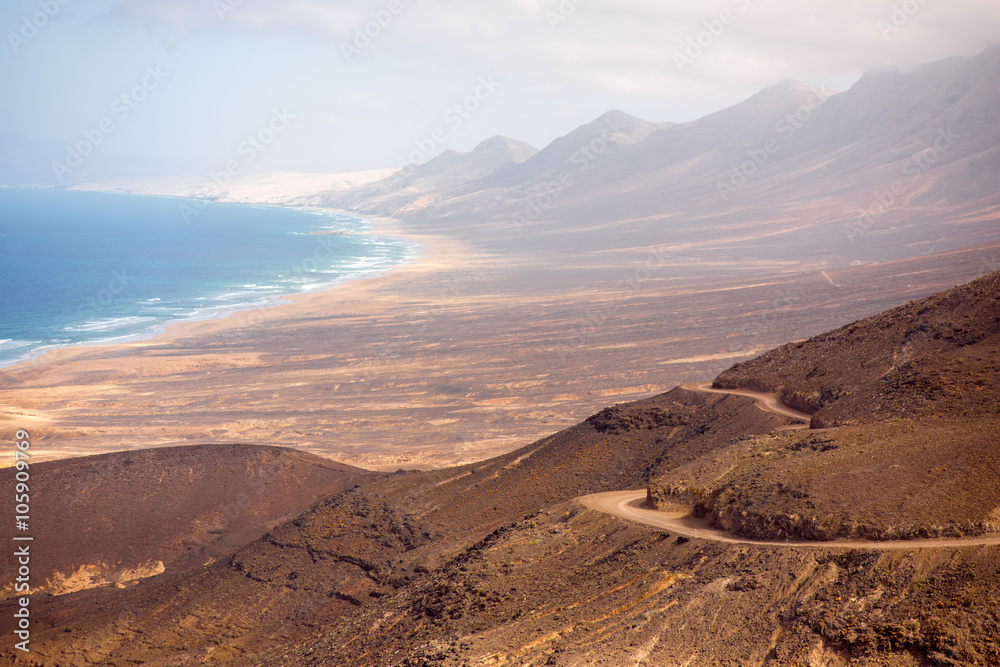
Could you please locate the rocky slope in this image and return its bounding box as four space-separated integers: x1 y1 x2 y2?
648 270 1000 544
0 389 790 664
714 270 1000 426
0 444 376 599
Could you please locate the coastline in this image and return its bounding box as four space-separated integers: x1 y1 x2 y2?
0 204 485 469
4 187 997 471
1 205 474 378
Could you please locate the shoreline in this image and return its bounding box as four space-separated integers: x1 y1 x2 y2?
1 199 475 377
4 188 997 471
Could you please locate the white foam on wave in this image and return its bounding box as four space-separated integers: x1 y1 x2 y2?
0 339 37 352
5 211 414 368
62 316 159 333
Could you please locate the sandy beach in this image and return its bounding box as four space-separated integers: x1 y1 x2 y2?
0 213 471 371
2 197 998 470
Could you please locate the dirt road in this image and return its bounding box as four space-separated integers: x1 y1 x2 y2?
579 490 1000 550
581 382 1000 549
679 381 811 423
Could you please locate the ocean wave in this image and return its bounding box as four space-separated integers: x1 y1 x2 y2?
177 295 291 323
0 339 38 352
62 316 159 333
211 290 267 302
4 203 413 368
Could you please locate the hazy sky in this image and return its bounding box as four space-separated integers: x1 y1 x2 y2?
3 0 999 174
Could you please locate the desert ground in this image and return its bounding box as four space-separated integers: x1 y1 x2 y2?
1 210 997 470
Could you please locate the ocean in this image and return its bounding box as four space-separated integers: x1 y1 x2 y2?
0 188 415 367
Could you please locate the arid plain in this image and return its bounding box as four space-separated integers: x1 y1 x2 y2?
1 229 997 470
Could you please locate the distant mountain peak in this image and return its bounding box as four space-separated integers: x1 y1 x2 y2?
576 109 662 144
743 78 833 108
471 135 539 164
597 108 642 123
852 64 905 86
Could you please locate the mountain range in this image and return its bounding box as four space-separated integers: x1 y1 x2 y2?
304 47 1000 265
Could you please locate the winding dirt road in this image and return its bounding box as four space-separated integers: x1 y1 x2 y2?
580 382 1000 550
579 490 1000 550
678 381 812 423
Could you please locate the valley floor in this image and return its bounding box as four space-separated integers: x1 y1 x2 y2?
1 209 997 470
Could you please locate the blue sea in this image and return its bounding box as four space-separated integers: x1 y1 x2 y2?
0 188 415 367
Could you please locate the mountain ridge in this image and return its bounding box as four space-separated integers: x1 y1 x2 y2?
305 48 999 270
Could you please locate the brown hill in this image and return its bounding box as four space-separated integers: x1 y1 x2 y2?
646 270 1000 543
0 389 791 664
0 444 375 598
246 271 1000 666
242 506 1000 667
714 270 1000 426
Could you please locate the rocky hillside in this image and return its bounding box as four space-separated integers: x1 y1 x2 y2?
0 390 791 664
646 270 1000 543
0 444 376 598
715 270 1000 427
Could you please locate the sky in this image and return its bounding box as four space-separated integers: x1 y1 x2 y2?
3 0 1000 175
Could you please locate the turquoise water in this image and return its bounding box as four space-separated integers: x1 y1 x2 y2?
0 188 415 366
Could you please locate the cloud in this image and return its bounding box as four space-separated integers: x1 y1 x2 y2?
31 0 999 169
335 90 395 112
106 0 1000 99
